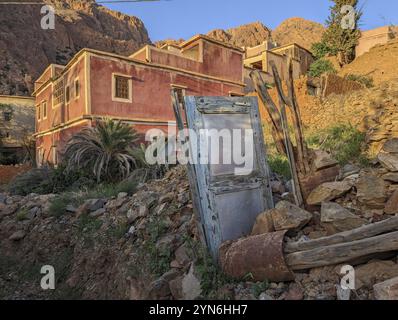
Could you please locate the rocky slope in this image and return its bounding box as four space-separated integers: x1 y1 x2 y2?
0 0 150 96
2 162 398 300
272 17 325 50
340 38 398 85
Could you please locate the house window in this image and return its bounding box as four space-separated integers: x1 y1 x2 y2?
37 105 41 121
3 111 12 122
42 101 47 119
113 74 132 102
65 85 70 104
74 79 80 99
53 77 65 106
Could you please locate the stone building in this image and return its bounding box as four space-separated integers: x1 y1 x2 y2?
33 34 245 165
242 41 314 92
0 95 35 164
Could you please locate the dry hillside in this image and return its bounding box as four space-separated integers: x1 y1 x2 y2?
339 38 398 85
0 0 150 96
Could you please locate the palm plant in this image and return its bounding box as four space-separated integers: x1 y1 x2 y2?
64 119 145 182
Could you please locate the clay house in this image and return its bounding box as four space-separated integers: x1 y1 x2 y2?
356 26 397 57
33 35 245 166
243 41 314 92
0 95 35 164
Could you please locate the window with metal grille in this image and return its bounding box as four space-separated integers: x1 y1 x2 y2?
114 75 130 100
37 105 41 121
53 77 65 106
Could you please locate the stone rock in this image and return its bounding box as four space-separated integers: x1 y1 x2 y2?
356 260 398 290
0 203 19 217
174 243 191 266
373 276 398 300
126 204 148 223
182 264 202 300
9 230 26 241
378 153 398 172
356 174 387 209
251 210 275 235
321 202 367 234
271 180 285 194
27 206 40 219
272 201 312 231
382 172 398 183
259 292 274 300
0 193 6 204
313 150 338 171
169 276 183 300
159 192 174 204
382 138 398 153
65 204 77 213
86 199 106 212
128 226 135 235
117 192 128 199
340 164 360 179
306 181 352 206
385 190 398 215
284 283 304 300
147 278 171 299
89 208 106 218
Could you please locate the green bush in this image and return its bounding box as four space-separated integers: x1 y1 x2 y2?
308 59 337 78
345 74 374 88
306 124 367 165
8 165 95 196
268 154 292 180
311 41 337 60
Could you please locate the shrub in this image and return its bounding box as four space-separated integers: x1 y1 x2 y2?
311 41 337 60
308 59 337 78
306 124 367 165
268 154 292 180
64 119 145 183
346 74 374 88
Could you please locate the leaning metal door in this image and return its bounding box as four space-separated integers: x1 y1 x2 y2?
184 96 274 260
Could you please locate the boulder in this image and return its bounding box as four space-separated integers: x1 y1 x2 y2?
272 201 312 231
251 210 275 235
382 172 398 183
306 181 352 206
313 150 338 171
9 230 26 241
0 203 19 217
86 199 106 212
385 190 398 215
373 276 398 300
181 264 202 300
382 138 398 153
356 260 398 290
89 208 106 218
378 153 398 172
321 202 367 235
356 174 387 209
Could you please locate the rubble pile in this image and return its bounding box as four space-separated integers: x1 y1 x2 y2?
1 154 398 300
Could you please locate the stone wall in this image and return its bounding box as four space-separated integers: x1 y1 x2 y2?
321 74 364 98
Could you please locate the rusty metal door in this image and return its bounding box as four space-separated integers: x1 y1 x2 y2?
184 96 274 260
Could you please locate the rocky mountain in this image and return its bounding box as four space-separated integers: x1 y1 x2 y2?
207 21 272 48
161 18 324 51
272 17 325 50
0 0 150 96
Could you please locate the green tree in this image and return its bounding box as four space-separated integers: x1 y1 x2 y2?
322 0 362 66
64 119 145 182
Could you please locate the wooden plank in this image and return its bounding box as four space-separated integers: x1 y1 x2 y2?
286 231 398 270
284 216 398 253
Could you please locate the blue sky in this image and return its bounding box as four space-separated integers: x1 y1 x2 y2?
102 0 398 42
